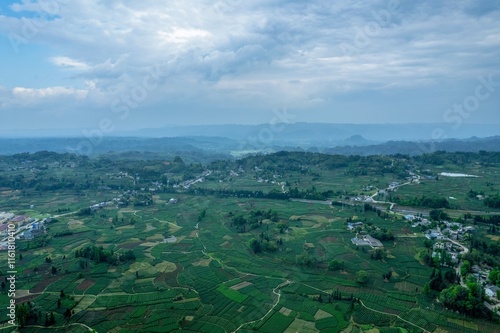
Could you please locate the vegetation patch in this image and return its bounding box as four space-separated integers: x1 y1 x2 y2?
154 261 177 273
217 284 248 303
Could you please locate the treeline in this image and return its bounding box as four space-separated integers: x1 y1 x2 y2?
189 186 332 201
484 195 500 208
392 195 450 209
232 151 408 178
248 237 281 253
415 150 500 166
75 245 135 265
472 214 500 226
423 269 491 317
440 284 489 318
230 209 279 232
15 301 49 327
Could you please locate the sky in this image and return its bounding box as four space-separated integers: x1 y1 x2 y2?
0 0 499 134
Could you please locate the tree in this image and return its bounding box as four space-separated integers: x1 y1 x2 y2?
444 270 457 283
64 308 72 319
248 238 261 253
356 270 368 285
51 266 57 275
423 282 431 295
295 251 317 268
328 259 344 271
440 285 485 317
460 260 471 277
423 239 432 249
489 269 500 285
429 209 448 221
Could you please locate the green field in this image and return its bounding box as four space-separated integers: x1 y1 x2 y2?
0 151 499 332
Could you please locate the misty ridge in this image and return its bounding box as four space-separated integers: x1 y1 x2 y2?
1 123 500 161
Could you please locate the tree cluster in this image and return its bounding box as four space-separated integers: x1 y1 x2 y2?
75 245 135 265
439 283 485 318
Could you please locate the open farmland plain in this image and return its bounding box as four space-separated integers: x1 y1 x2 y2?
0 151 499 332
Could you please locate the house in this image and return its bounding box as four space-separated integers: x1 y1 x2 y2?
347 222 364 231
10 215 28 224
352 235 383 248
0 224 9 236
433 242 446 250
486 286 500 298
19 229 33 240
364 235 383 248
169 198 178 204
426 229 444 240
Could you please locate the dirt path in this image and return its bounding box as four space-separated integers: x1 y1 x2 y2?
232 280 292 332
358 299 431 333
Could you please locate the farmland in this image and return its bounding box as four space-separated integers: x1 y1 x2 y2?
0 151 499 332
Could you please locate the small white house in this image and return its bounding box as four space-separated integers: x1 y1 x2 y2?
486 286 500 298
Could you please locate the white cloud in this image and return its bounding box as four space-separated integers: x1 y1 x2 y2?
12 86 88 101
0 0 499 128
51 56 89 70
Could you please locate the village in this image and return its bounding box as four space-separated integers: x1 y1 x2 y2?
0 211 47 250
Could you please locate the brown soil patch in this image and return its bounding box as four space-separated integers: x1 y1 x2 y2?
314 309 332 320
16 294 38 304
192 258 212 267
230 281 252 291
30 275 63 293
172 243 192 250
76 279 95 291
279 307 292 316
322 236 338 243
118 241 142 249
221 241 231 249
154 264 182 288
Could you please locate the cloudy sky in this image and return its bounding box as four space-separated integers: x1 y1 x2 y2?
0 0 499 133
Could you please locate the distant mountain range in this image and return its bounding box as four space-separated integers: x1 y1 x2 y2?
0 132 500 162
3 123 500 142
119 122 500 143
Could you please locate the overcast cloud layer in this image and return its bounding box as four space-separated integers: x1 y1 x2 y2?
0 0 499 133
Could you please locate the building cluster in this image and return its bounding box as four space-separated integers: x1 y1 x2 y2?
347 222 364 231
173 170 211 189
0 212 47 249
351 234 383 248
431 241 465 264
424 221 475 241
